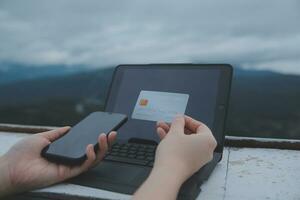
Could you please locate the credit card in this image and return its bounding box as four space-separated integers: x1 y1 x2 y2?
132 90 189 123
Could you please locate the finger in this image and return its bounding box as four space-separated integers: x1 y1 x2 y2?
91 134 109 168
157 121 170 133
169 115 185 134
156 121 168 128
99 133 108 155
93 134 108 166
70 144 96 176
184 127 193 135
196 122 211 134
184 116 202 133
84 144 97 170
108 131 117 148
157 127 167 140
38 126 71 142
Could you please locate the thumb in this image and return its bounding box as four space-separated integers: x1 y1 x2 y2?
38 126 70 142
169 115 185 134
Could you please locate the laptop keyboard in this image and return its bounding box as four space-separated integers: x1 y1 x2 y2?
105 142 156 167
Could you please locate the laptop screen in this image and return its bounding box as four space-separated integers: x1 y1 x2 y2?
106 66 223 143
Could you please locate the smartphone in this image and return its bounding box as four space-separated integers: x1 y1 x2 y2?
42 112 127 165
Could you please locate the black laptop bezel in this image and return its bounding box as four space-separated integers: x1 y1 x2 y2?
104 64 233 153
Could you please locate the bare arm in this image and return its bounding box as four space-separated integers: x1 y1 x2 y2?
0 127 117 197
133 115 217 200
133 164 187 200
0 156 13 196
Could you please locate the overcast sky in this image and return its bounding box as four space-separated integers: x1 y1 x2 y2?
0 0 299 74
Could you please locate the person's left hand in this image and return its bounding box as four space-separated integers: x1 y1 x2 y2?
1 127 116 195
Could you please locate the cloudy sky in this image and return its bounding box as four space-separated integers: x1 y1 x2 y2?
0 0 299 74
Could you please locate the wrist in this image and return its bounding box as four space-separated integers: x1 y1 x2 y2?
146 164 188 197
0 155 14 197
153 160 192 183
132 162 191 200
151 165 187 185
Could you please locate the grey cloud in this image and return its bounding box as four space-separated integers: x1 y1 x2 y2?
0 0 299 74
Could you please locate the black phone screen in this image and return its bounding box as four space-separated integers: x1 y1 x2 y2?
42 112 127 164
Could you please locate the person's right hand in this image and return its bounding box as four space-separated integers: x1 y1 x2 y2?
133 115 217 200
155 115 217 180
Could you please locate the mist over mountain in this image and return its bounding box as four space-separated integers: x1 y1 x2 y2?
0 62 90 84
0 66 299 139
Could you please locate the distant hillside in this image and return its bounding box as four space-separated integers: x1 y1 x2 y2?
0 67 114 126
0 63 88 84
0 67 299 139
228 69 300 139
0 67 114 106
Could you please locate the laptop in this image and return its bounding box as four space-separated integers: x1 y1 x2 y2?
71 64 233 200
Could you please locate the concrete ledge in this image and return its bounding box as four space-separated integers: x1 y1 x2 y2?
1 129 299 200
1 123 300 150
0 123 59 134
225 136 300 150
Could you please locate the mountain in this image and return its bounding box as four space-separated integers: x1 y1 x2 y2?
228 68 300 139
0 67 114 126
0 62 88 84
0 67 114 106
0 66 299 139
